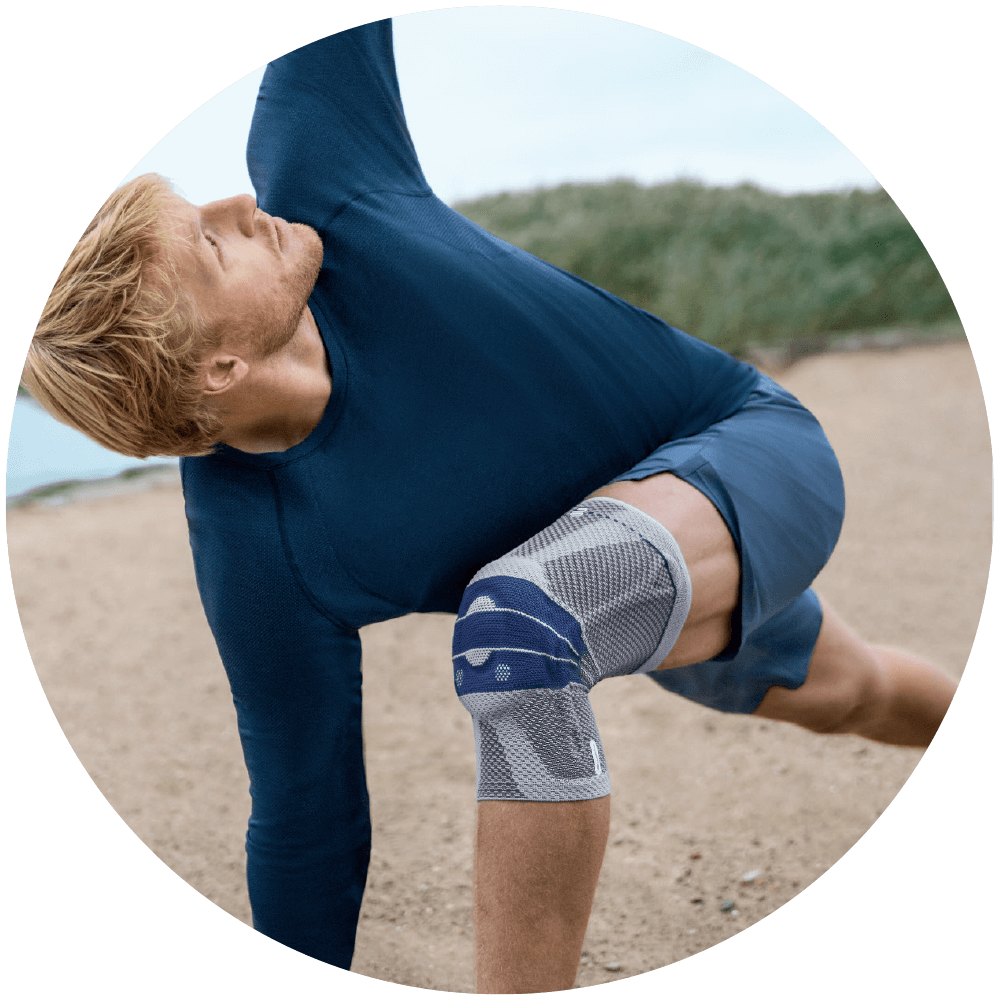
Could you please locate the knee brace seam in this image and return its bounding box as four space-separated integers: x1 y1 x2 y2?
569 500 691 674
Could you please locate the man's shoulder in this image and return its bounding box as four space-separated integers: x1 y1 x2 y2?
180 453 278 515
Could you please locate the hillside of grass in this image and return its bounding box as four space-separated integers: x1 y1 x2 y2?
454 180 960 357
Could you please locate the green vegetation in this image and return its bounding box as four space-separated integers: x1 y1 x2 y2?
454 180 960 356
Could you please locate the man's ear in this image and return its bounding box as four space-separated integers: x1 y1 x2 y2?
203 353 251 396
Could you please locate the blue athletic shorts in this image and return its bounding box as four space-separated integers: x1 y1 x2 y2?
611 372 845 713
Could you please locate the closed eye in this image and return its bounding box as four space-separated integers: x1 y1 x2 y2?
205 233 222 262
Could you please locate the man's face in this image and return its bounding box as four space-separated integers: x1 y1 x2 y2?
163 193 324 359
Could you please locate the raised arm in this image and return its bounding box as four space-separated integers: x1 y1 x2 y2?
247 18 430 226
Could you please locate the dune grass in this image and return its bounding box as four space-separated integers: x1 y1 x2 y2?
454 180 962 357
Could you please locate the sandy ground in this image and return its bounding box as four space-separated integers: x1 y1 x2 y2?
7 341 991 991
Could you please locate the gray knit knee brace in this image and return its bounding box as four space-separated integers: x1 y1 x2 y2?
453 496 691 801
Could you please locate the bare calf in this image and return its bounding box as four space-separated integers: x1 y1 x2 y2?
753 598 956 747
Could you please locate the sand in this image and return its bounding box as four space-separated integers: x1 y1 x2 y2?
6 341 991 991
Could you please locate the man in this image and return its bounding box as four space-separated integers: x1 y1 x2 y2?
25 20 955 993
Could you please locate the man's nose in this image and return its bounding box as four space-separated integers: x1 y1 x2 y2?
200 193 257 237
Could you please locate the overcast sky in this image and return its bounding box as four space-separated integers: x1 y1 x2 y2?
124 6 878 206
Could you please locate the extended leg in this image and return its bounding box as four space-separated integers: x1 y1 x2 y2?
753 595 956 747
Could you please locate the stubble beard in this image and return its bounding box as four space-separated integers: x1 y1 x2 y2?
256 222 325 358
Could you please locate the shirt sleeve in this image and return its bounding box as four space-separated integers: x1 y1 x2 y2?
181 461 370 968
247 18 430 227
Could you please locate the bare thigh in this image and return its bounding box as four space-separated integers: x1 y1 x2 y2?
588 473 740 668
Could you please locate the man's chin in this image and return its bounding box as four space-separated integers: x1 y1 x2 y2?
292 222 324 297
290 221 324 261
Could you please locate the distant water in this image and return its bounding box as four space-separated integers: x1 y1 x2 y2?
6 395 178 499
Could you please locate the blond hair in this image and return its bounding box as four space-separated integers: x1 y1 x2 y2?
22 173 223 458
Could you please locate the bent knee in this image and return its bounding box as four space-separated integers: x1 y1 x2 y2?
755 635 886 735
757 679 871 735
795 683 877 735
453 496 692 689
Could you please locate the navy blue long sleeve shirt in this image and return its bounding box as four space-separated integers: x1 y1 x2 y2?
181 20 758 967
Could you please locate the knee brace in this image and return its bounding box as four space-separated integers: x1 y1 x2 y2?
453 496 691 801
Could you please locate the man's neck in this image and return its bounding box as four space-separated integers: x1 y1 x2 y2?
214 306 332 454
